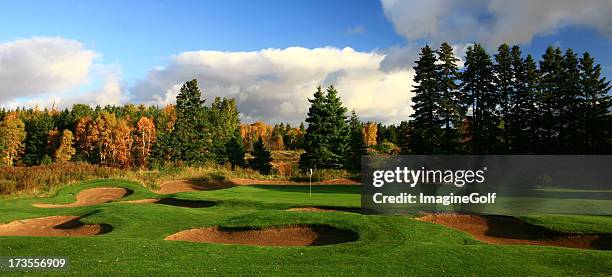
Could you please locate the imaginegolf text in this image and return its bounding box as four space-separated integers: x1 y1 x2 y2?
372 193 497 206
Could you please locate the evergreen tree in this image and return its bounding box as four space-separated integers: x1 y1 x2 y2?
299 87 329 170
23 112 55 165
460 44 499 154
509 49 538 153
559 48 582 153
494 44 514 152
410 45 442 154
437 42 463 153
396 120 412 154
173 79 209 163
537 47 564 153
323 85 350 168
250 136 272 175
346 110 366 170
225 134 245 170
579 52 611 153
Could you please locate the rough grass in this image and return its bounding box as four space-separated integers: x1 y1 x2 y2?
0 180 611 275
0 160 357 199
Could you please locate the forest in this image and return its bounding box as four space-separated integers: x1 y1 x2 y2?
0 43 609 176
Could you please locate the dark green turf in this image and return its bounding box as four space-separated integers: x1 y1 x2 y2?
0 179 611 276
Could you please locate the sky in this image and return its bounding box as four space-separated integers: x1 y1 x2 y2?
0 0 611 124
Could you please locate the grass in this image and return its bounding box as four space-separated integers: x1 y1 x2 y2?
0 179 611 275
0 159 357 199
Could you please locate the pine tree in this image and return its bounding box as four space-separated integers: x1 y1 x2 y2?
250 136 272 175
460 44 499 154
559 48 582 153
537 47 564 153
437 42 463 153
346 110 366 170
323 85 350 168
225 134 245 170
579 52 611 153
509 48 538 153
396 120 412 154
23 111 55 165
299 87 329 170
173 79 209 163
410 45 442 154
494 44 514 152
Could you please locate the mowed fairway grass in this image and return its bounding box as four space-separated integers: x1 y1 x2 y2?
0 179 611 276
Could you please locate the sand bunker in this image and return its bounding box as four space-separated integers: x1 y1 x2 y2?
287 206 361 213
417 213 612 250
165 225 358 247
156 178 359 194
33 187 130 208
123 198 215 208
0 216 111 237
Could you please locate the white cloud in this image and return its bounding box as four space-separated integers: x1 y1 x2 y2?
0 37 97 102
381 0 612 47
0 37 130 110
132 47 415 124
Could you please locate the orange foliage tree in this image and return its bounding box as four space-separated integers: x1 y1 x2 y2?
134 116 157 168
240 121 272 151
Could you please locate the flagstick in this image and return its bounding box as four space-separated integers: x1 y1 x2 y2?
309 168 313 198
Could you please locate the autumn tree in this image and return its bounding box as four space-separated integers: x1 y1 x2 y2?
134 116 157 168
362 122 378 147
113 117 133 168
75 116 98 163
55 129 76 162
0 113 26 166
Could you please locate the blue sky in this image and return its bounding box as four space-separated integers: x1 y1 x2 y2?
0 0 610 124
0 0 402 80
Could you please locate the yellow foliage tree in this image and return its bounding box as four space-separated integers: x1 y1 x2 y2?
134 116 156 168
0 113 26 166
75 116 97 160
362 122 378 147
55 129 76 162
113 118 133 168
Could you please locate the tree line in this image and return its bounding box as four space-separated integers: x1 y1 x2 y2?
374 43 611 155
0 42 609 174
0 80 272 173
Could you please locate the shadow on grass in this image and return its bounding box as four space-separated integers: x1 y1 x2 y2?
249 185 360 194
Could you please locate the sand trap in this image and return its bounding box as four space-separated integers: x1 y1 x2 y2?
287 206 361 213
33 187 131 208
156 178 359 194
417 213 612 250
0 216 111 237
122 198 215 208
165 225 358 247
